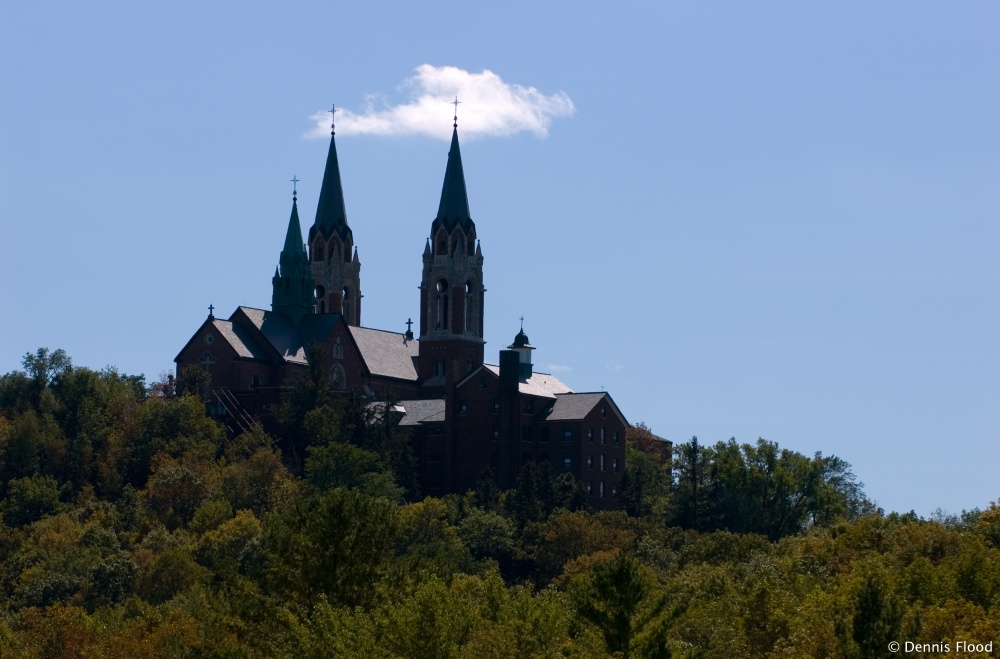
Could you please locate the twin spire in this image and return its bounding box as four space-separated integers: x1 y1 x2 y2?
310 108 352 244
273 102 473 325
433 126 473 234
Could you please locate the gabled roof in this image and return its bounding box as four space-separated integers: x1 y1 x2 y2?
211 319 269 360
174 316 269 363
537 392 629 426
467 364 574 399
394 399 446 426
348 326 420 381
237 307 309 364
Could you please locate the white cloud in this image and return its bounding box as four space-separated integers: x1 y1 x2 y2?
546 363 573 373
308 65 575 140
605 361 625 373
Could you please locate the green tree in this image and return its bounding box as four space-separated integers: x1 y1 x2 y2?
262 487 398 611
620 446 670 518
3 474 62 527
572 552 672 659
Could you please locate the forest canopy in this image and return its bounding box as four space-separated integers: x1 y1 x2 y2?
1 348 998 657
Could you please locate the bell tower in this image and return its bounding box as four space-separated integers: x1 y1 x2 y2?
418 112 485 382
308 105 362 325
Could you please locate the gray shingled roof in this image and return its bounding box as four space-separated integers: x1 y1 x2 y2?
238 307 308 364
537 392 607 421
211 319 268 360
349 326 420 381
395 399 446 426
480 365 573 398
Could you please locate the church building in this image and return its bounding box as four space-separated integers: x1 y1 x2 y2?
175 111 629 508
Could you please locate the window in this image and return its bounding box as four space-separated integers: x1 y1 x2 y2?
492 399 500 414
563 427 573 441
332 337 344 359
587 428 594 442
313 241 325 261
522 399 534 413
601 406 606 418
612 484 619 497
331 365 347 391
465 282 474 334
493 426 500 441
436 279 449 330
203 334 215 346
563 455 572 470
600 454 606 471
613 431 619 446
587 481 593 495
434 360 446 376
587 454 593 469
613 457 619 472
197 351 216 369
600 481 606 498
250 374 262 389
478 376 486 389
600 428 606 444
459 401 468 415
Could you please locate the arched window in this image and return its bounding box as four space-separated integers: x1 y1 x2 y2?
465 281 474 334
332 337 344 359
197 351 216 371
315 285 326 314
331 364 347 391
436 279 449 330
313 241 325 261
250 374 262 389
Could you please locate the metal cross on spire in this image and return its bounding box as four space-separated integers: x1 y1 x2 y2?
290 175 300 199
208 304 215 319
328 103 339 135
452 96 461 128
519 315 524 330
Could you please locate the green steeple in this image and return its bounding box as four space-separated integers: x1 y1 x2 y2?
310 128 352 243
281 197 308 263
272 195 315 326
431 127 474 234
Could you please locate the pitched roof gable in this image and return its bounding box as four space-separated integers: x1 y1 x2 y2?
348 326 420 381
174 316 269 363
537 392 629 425
394 399 446 426
462 364 573 399
236 307 309 364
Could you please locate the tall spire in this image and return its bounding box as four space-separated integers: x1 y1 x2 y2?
310 104 352 243
432 126 473 234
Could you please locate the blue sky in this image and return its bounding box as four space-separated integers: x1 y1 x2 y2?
1 1 997 516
